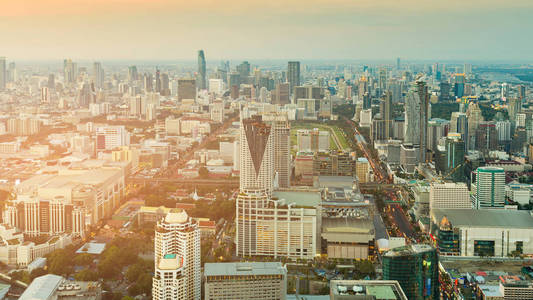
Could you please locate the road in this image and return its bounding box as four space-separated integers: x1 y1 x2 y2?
390 204 415 239
348 119 417 240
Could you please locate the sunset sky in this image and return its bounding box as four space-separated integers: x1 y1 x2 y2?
1 0 532 61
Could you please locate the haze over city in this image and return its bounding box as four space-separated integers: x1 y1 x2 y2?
1 1 533 300
1 0 533 61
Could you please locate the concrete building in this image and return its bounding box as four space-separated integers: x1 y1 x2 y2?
429 183 471 211
356 157 370 183
431 209 533 257
239 115 274 194
178 79 196 101
382 244 439 300
152 254 187 300
204 262 287 300
297 128 330 152
236 189 320 259
471 167 505 209
154 209 201 300
95 125 130 151
330 280 408 300
20 274 102 300
262 112 291 188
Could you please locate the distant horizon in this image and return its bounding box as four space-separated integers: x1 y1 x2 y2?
5 57 533 66
1 0 532 61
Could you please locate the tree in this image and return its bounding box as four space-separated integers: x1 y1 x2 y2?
75 269 99 281
47 248 74 276
199 166 209 179
74 253 94 266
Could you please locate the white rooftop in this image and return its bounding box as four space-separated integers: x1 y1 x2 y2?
19 274 63 300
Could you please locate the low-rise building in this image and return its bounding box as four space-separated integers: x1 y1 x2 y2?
204 262 287 300
330 280 408 300
431 209 533 257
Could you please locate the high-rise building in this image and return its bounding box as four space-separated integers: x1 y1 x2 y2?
63 59 77 84
475 122 498 153
382 244 439 300
444 133 465 181
472 167 505 209
197 50 207 90
95 125 130 151
155 68 161 93
396 57 401 70
272 83 290 105
518 85 527 100
143 73 153 92
236 61 251 78
287 61 300 94
204 262 287 300
454 74 465 98
7 118 41 136
93 62 104 89
128 65 138 82
466 102 484 149
439 82 451 102
261 112 291 188
356 157 370 183
405 80 429 163
429 183 471 211
48 74 55 89
0 57 5 90
450 112 468 147
496 120 512 143
235 189 319 259
3 196 86 237
239 115 274 194
153 209 201 300
508 98 522 122
177 79 196 102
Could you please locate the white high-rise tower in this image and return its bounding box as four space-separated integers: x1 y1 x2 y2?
239 115 274 194
153 209 201 300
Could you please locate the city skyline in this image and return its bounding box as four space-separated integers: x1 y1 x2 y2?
1 0 532 61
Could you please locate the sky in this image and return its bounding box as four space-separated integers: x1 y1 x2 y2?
1 0 532 61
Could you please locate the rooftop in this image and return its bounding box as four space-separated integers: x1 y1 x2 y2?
272 190 321 208
330 280 408 300
204 262 286 277
383 244 434 257
76 242 106 255
431 209 533 229
19 274 63 300
158 254 183 270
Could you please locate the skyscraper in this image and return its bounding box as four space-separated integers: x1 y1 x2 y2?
154 209 201 300
405 80 429 163
453 73 465 98
63 59 77 84
444 133 465 181
472 167 505 209
396 57 401 70
177 79 196 102
237 61 251 78
93 62 104 89
261 112 290 188
382 244 439 300
239 115 274 194
197 50 206 90
0 57 6 90
287 61 300 95
155 68 161 93
128 65 138 82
